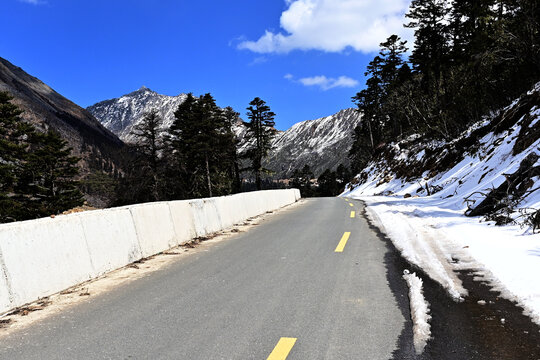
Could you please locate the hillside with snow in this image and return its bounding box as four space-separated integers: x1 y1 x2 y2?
88 89 362 178
265 108 361 177
87 87 188 144
343 83 540 324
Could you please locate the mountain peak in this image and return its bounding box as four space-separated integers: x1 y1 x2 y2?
136 85 152 93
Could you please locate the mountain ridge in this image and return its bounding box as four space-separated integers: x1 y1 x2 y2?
0 56 129 206
88 89 362 178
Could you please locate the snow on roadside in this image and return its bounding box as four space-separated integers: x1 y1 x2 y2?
365 201 467 300
343 83 540 324
402 270 431 354
359 195 540 325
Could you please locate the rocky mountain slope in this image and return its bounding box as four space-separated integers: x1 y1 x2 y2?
88 89 362 178
87 87 188 144
265 108 361 177
0 57 128 206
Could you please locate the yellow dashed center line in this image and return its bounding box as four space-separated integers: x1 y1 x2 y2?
335 232 351 253
350 211 355 218
267 337 297 360
349 203 354 207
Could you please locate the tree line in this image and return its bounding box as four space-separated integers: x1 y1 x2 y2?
290 164 352 197
115 94 277 205
349 0 540 172
0 92 84 222
0 91 279 221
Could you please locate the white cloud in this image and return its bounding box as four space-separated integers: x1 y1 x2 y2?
290 75 359 90
238 0 413 54
249 56 269 66
284 73 294 80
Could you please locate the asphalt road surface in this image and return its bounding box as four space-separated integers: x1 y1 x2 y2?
0 198 407 359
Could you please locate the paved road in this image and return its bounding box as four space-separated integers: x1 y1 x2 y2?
0 198 406 359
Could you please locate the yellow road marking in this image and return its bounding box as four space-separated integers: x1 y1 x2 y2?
267 337 297 360
350 211 355 218
335 232 351 253
349 203 354 207
345 198 349 202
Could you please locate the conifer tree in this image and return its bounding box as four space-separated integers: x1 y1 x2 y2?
244 97 277 190
348 0 540 177
405 0 451 85
222 106 242 194
0 92 84 220
0 92 31 221
350 35 409 170
19 130 84 217
335 164 352 189
169 93 235 198
317 169 339 197
291 165 314 197
131 109 165 201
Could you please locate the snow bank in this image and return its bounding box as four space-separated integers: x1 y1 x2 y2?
403 270 431 354
344 83 540 324
365 201 466 300
359 196 540 325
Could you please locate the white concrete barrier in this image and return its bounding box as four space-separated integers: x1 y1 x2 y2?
0 250 13 313
0 189 300 314
0 215 94 312
130 202 178 258
77 207 141 277
190 198 223 238
168 200 197 244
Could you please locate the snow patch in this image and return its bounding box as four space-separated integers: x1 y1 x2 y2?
365 201 467 301
403 270 431 355
344 82 540 324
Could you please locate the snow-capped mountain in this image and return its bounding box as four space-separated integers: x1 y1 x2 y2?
265 108 361 177
88 88 362 177
87 87 188 144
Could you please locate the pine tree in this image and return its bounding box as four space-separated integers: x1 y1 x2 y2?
0 92 32 222
379 35 410 138
169 93 236 198
350 36 410 170
244 97 277 190
335 164 352 189
291 165 314 197
0 92 84 220
130 109 165 201
406 0 451 84
379 35 409 89
317 169 339 197
19 130 84 218
222 106 242 194
348 0 540 178
351 55 384 151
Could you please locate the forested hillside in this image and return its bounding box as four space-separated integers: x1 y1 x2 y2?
348 0 539 175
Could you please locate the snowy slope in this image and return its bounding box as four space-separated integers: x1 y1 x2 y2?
87 87 188 144
343 82 540 324
265 108 362 177
89 89 362 177
345 82 540 214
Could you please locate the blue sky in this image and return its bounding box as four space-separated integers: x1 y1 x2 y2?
1 0 412 130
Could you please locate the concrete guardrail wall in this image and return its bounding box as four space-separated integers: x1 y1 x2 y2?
0 189 301 314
